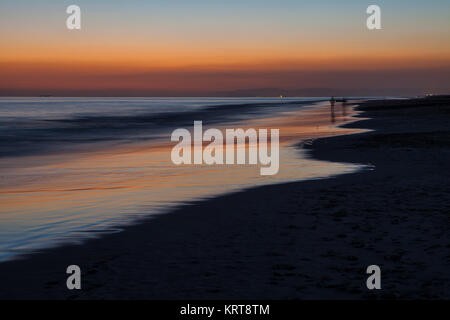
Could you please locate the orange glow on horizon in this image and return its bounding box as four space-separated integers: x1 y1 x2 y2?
2 30 450 94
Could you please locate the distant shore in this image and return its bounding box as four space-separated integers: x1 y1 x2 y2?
1 96 450 299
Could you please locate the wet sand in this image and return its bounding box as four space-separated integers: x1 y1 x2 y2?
1 96 450 299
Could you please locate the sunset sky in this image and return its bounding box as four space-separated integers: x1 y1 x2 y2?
1 0 450 96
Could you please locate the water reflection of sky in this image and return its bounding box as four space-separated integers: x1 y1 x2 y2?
0 99 365 262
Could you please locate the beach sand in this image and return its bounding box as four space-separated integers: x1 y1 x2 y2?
1 96 450 299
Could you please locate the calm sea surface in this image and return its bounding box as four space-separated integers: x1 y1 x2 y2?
0 97 365 262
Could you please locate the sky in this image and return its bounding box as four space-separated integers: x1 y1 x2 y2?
1 0 450 96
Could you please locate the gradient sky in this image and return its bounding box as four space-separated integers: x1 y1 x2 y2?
1 0 450 96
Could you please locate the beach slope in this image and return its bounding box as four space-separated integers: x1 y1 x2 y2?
1 96 450 299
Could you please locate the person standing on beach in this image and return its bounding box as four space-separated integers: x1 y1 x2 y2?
330 96 336 106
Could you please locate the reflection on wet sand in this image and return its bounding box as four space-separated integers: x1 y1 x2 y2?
330 104 336 123
330 101 350 124
0 101 367 261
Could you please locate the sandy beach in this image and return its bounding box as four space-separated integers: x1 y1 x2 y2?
1 96 450 299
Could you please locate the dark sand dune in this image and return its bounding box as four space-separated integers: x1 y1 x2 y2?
1 96 450 299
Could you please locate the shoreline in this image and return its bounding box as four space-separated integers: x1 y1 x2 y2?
0 99 361 263
1 96 450 299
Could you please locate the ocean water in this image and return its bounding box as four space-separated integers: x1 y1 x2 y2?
0 97 364 262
